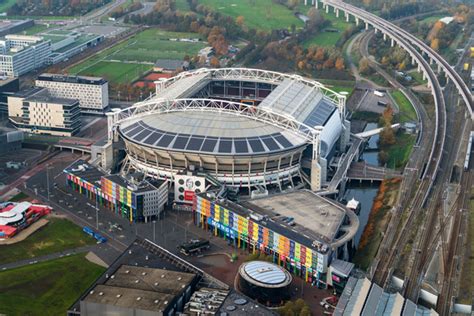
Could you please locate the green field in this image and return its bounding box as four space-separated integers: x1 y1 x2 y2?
318 79 355 95
68 29 205 84
73 61 152 84
176 0 191 12
200 0 303 31
0 0 16 13
409 70 427 85
297 4 354 48
386 133 416 169
21 24 50 35
390 90 417 123
0 254 105 316
419 14 444 24
0 218 96 265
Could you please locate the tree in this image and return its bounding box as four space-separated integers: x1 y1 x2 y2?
381 105 394 127
430 38 440 51
278 299 311 316
335 57 345 71
359 57 370 75
236 15 245 27
210 56 220 67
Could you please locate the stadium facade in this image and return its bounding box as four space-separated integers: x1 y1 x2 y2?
107 68 350 192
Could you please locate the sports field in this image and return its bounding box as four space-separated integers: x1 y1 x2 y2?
200 0 303 31
0 217 96 264
0 254 105 316
68 29 205 84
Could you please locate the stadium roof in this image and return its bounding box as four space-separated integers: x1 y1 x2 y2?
119 112 307 156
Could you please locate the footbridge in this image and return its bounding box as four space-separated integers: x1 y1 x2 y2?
347 161 402 182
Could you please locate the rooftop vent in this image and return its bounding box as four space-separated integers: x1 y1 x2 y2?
136 297 141 301
142 272 147 276
99 292 104 296
116 294 121 298
154 300 159 304
125 270 130 274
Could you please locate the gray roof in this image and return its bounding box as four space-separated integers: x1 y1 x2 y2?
258 78 336 127
119 112 306 156
330 259 354 278
242 261 289 285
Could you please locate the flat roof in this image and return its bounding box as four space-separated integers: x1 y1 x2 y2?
25 93 78 105
64 159 105 185
103 174 165 193
83 284 175 312
37 73 107 85
119 113 306 156
10 87 45 98
106 265 195 295
242 190 347 244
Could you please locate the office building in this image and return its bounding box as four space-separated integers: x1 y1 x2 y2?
0 35 51 77
8 87 81 136
36 73 109 113
64 160 169 223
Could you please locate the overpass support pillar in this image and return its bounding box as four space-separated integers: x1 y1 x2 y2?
422 71 427 81
418 64 422 73
390 38 395 47
411 56 416 66
336 9 339 18
383 33 387 41
445 74 450 83
437 64 442 73
311 159 322 191
355 17 359 26
365 22 369 30
326 5 329 13
315 0 318 9
429 58 434 65
345 13 349 22
305 0 307 5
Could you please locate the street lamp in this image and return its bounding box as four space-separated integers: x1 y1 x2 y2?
153 220 156 242
46 164 51 201
95 195 99 230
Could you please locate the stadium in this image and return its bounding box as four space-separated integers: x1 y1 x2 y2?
108 68 350 192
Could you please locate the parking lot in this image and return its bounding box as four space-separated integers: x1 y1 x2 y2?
355 89 399 114
73 24 128 38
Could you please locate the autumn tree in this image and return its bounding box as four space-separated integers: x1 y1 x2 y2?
430 38 440 51
236 15 245 27
335 57 345 71
209 56 220 67
359 57 371 75
208 27 228 55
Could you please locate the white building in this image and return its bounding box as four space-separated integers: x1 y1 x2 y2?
36 73 109 113
0 35 51 77
8 87 81 136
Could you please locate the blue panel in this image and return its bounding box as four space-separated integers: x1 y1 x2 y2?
234 140 249 153
134 130 151 142
218 139 232 153
248 139 265 153
173 136 190 149
186 137 205 151
201 138 218 152
303 99 336 127
261 137 280 151
273 134 293 148
157 134 175 147
143 132 162 145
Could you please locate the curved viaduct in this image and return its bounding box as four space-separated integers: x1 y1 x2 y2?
305 0 473 120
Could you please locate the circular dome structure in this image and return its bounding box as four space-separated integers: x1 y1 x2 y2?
237 261 292 305
110 68 348 191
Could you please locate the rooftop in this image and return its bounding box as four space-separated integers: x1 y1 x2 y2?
64 159 106 186
25 93 79 106
119 113 306 156
242 190 348 245
105 265 196 295
37 73 107 85
239 261 292 288
103 174 166 194
10 87 45 99
82 284 175 312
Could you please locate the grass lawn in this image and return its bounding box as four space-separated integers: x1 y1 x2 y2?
0 218 96 265
386 133 416 169
72 61 152 84
200 0 303 31
21 24 50 35
390 90 417 123
0 254 105 316
68 28 205 84
0 0 16 13
318 78 356 95
419 14 444 24
297 4 354 48
176 0 191 12
408 70 427 85
8 192 28 202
